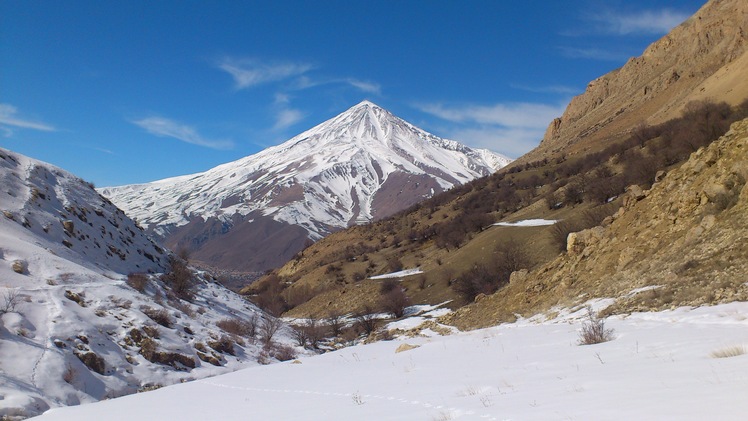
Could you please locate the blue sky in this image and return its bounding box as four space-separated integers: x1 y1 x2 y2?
1 0 704 186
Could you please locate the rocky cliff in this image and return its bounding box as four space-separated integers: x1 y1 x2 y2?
448 117 748 329
529 0 748 161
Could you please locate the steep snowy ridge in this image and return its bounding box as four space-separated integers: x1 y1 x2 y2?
0 148 295 419
100 101 511 271
0 147 167 275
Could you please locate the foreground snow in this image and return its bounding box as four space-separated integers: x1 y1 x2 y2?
33 302 748 420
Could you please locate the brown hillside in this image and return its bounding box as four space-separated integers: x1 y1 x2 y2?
525 0 748 163
446 118 748 329
243 0 748 324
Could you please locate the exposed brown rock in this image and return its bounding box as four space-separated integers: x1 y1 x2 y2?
446 118 748 330
522 0 748 164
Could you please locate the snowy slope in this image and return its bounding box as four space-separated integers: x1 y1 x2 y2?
0 148 297 419
99 101 511 271
31 301 748 421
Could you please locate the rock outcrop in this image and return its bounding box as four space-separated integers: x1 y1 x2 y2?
446 118 748 329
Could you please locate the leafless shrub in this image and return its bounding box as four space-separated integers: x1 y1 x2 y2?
293 319 325 349
259 342 297 363
578 307 615 345
126 273 149 293
259 317 283 345
160 255 195 301
141 306 173 328
494 237 532 278
451 264 498 303
142 325 160 339
326 311 345 337
216 317 253 338
1 288 20 314
208 335 236 355
62 365 75 384
380 286 411 319
710 345 746 359
354 306 378 336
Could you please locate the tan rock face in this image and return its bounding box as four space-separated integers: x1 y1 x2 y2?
522 0 748 163
447 118 748 330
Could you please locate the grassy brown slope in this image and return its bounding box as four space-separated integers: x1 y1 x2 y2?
445 118 748 330
243 100 748 319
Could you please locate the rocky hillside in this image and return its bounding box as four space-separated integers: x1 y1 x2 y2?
446 117 748 329
0 148 297 420
101 101 509 273
528 0 748 162
245 0 748 325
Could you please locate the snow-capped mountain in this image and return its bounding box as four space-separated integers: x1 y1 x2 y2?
100 101 511 272
0 148 295 419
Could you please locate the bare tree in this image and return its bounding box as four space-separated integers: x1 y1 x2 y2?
1 288 20 314
325 311 344 337
259 317 283 345
354 306 378 336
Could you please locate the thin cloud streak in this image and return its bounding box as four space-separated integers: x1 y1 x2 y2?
415 101 567 157
132 117 233 150
273 108 305 131
345 78 381 94
217 58 313 90
415 102 566 129
590 9 691 35
0 103 56 134
557 46 633 62
293 76 381 94
449 126 547 159
510 84 581 95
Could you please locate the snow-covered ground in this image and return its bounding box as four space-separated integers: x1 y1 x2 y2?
0 147 295 419
32 302 748 420
493 219 557 227
368 268 424 280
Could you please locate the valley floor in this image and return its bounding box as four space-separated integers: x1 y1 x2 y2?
32 301 748 420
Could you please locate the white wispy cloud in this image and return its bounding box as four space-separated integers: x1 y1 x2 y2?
217 58 313 90
416 102 566 129
132 116 233 150
414 101 567 157
273 108 305 131
292 76 381 94
589 9 691 35
0 103 56 136
344 78 381 94
557 46 633 62
510 84 581 95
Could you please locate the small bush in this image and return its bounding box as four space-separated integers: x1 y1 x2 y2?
354 307 378 336
259 317 283 345
160 255 195 301
268 343 297 362
208 335 236 355
126 273 149 293
578 307 615 345
1 289 20 314
710 345 746 359
326 311 344 337
141 307 172 328
380 286 410 319
216 317 254 337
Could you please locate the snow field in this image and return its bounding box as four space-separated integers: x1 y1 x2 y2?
32 302 748 420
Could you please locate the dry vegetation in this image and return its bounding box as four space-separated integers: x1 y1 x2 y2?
241 100 748 320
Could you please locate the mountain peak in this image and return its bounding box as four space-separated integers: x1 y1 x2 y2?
101 103 511 272
351 99 379 109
